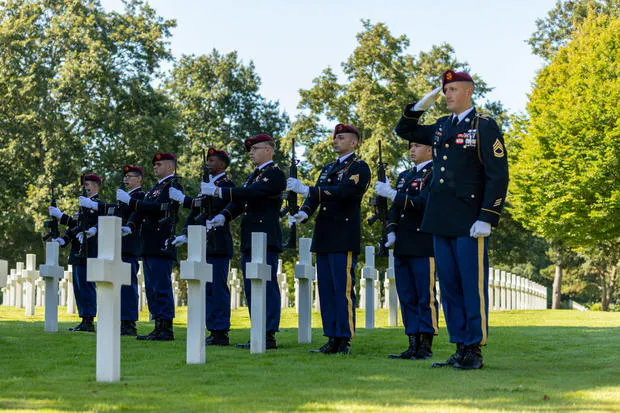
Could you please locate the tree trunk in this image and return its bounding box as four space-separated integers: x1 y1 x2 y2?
600 276 608 312
552 249 563 310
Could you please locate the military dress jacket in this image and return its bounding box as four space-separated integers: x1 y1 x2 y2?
219 163 286 254
127 176 183 261
395 107 509 237
96 187 145 258
300 153 371 255
387 164 434 258
59 194 103 266
181 173 235 258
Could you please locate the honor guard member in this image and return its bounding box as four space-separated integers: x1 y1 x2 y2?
288 124 371 355
206 134 285 349
394 70 509 369
168 148 235 346
118 152 183 341
78 165 145 336
48 174 104 332
375 130 438 360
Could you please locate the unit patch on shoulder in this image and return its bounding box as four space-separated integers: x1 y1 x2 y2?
493 139 505 158
349 174 360 184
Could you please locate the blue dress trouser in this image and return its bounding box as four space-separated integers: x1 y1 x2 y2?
394 255 439 336
316 252 357 339
73 265 97 318
241 252 281 333
206 255 231 331
120 257 140 321
142 256 175 320
433 235 489 346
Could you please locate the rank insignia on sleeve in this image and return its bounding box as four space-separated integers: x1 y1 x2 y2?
493 139 505 158
493 198 503 207
349 174 360 184
324 190 332 196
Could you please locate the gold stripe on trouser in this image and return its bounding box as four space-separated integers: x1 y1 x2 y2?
428 257 438 334
478 238 487 345
345 251 354 338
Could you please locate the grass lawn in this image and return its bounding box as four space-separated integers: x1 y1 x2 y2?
0 306 618 412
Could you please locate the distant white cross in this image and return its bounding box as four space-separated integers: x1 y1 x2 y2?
39 242 65 332
361 246 378 329
294 238 315 344
245 232 271 354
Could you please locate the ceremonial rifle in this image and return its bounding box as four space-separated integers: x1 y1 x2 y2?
161 163 180 251
42 183 59 242
367 140 388 257
280 138 299 249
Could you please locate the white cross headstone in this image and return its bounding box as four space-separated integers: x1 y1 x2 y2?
8 269 16 307
65 266 76 314
87 216 131 382
294 238 315 343
500 270 507 310
23 254 38 316
59 276 67 307
229 268 240 310
36 278 45 307
294 278 299 313
15 262 24 308
245 232 271 354
0 259 8 306
137 261 144 312
361 246 378 329
373 279 381 310
39 242 65 332
277 260 289 309
385 250 399 327
313 276 320 312
180 225 213 365
171 272 180 307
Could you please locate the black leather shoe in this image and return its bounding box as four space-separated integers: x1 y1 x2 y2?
137 319 161 341
69 317 95 332
121 320 137 336
266 331 277 349
310 337 337 354
335 338 351 355
414 333 434 360
453 345 483 370
388 334 418 359
206 330 230 346
432 343 465 368
152 319 174 341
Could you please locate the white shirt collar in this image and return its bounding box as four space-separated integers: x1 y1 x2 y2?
415 159 432 172
453 106 475 123
211 172 226 182
256 160 274 171
158 174 175 184
337 152 355 163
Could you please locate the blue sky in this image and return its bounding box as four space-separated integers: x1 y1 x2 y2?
101 0 558 118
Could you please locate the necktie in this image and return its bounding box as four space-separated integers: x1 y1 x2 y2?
247 168 260 185
451 116 459 128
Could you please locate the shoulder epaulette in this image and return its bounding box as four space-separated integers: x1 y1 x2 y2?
476 113 491 120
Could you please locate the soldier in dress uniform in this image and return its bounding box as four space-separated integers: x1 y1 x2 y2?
287 124 371 355
394 70 509 369
206 135 286 349
48 174 104 332
117 152 183 341
78 165 145 336
168 148 235 346
375 130 438 360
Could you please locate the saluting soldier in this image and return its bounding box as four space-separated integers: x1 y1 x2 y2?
288 124 371 355
168 148 235 346
78 165 145 336
117 152 183 341
374 131 438 360
48 174 104 332
205 135 286 349
394 70 509 369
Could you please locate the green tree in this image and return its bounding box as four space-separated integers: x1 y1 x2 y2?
510 12 620 309
0 0 177 265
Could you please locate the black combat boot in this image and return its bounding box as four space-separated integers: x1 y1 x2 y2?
137 319 160 340
266 331 277 349
431 342 465 368
70 317 95 332
388 334 418 359
120 320 137 336
309 337 337 354
154 319 174 341
453 344 483 370
206 330 230 346
414 333 434 360
335 337 351 355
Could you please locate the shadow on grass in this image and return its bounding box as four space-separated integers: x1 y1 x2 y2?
1 316 619 412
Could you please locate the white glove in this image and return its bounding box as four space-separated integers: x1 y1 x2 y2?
171 235 187 246
413 86 442 111
207 214 225 228
200 181 217 197
168 187 185 203
85 226 97 238
51 237 66 246
374 179 396 201
49 206 63 219
121 226 132 237
116 189 130 204
287 178 309 197
79 196 98 211
288 211 308 227
385 232 396 248
76 232 85 244
470 220 492 238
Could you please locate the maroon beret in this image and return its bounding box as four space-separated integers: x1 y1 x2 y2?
442 70 474 92
123 165 144 176
152 152 177 164
207 147 230 167
81 174 102 185
333 123 359 138
244 134 273 152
